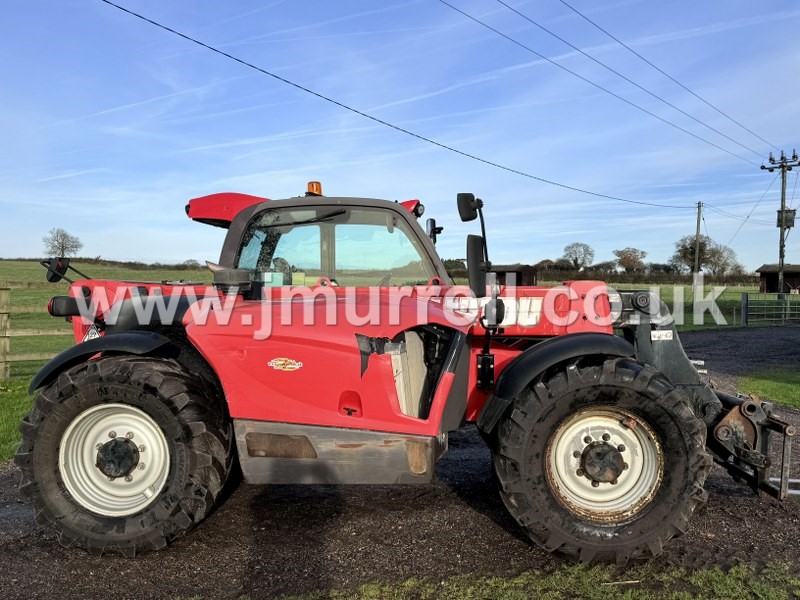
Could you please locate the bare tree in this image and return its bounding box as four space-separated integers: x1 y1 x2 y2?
591 260 618 274
670 234 712 272
42 228 83 257
613 247 647 273
706 243 742 277
562 242 595 271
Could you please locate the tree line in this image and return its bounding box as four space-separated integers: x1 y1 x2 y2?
543 236 747 278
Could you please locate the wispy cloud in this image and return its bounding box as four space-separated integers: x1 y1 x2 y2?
34 169 107 183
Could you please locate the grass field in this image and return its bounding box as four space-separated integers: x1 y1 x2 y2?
218 562 800 599
0 380 31 460
739 368 800 409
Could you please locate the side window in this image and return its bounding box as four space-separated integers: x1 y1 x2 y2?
272 227 322 284
237 215 322 285
334 218 433 286
236 206 436 286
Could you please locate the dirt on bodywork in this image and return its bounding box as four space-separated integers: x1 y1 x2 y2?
0 327 798 599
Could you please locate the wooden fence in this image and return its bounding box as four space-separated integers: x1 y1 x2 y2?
0 288 62 381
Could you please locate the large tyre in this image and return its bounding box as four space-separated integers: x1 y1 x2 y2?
493 356 712 565
15 356 234 557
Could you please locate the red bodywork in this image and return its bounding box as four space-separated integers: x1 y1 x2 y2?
67 278 612 436
186 192 268 227
64 191 614 438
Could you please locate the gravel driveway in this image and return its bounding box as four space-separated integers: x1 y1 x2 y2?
0 327 798 599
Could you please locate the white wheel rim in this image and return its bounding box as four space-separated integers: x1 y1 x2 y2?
546 406 663 522
58 403 170 517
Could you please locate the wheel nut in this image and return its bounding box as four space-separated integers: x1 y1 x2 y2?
108 431 117 439
124 475 133 482
95 443 103 450
107 476 115 482
583 436 592 444
611 479 618 485
602 433 611 441
591 481 600 488
622 462 629 470
573 451 581 458
138 463 146 470
138 445 146 452
125 432 134 439
576 468 585 477
617 444 626 452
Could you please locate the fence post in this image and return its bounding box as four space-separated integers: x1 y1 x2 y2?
740 292 748 327
0 288 10 381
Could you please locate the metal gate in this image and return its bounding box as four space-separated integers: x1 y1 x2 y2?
741 292 800 325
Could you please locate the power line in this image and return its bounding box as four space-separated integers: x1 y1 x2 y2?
725 173 779 245
556 0 779 152
97 0 694 210
493 0 764 160
437 0 759 166
704 204 772 226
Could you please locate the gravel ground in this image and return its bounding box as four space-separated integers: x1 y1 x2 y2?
0 327 798 600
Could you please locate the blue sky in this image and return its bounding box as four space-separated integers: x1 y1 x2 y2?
1 0 798 270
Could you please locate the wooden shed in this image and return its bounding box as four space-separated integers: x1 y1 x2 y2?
755 264 800 293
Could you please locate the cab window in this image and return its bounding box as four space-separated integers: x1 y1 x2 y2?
236 206 435 286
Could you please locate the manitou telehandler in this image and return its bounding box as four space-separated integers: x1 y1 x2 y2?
17 183 795 564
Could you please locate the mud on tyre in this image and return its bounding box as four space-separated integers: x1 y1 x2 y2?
493 356 712 564
14 356 233 557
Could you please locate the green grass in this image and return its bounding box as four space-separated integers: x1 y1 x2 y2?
11 334 73 356
8 311 73 332
268 562 800 600
739 368 800 408
0 259 212 286
608 283 755 329
0 379 33 461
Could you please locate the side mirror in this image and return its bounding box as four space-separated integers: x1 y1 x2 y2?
45 257 70 283
457 193 482 222
466 234 487 297
207 262 252 295
426 218 444 244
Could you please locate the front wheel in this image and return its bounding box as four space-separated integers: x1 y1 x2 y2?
15 356 234 556
493 356 712 565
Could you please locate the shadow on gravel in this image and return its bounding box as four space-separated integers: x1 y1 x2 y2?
243 482 344 598
436 427 531 546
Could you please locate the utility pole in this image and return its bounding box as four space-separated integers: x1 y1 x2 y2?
693 201 702 274
691 201 702 309
762 150 800 295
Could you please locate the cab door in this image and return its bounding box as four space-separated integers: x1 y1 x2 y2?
187 203 470 437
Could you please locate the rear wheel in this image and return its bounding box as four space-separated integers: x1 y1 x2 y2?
15 356 233 556
493 356 711 564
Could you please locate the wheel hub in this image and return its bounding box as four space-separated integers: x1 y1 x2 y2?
96 437 140 479
580 441 624 484
59 403 170 517
546 406 663 521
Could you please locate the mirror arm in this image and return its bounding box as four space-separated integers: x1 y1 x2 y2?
477 206 489 264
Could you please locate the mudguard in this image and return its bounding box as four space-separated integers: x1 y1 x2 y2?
28 331 173 394
477 332 634 433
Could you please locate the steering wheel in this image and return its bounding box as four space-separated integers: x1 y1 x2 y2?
314 276 338 287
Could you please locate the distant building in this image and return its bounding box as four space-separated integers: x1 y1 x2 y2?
755 264 800 293
492 264 537 286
